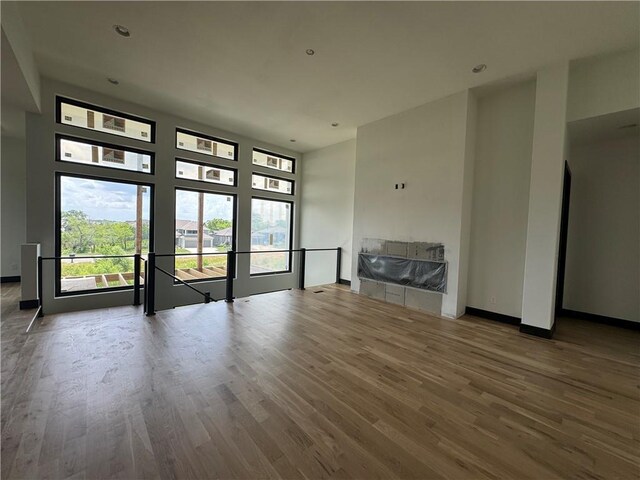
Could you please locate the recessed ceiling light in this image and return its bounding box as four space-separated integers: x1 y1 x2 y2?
472 64 487 73
305 49 315 56
289 139 296 142
113 25 131 37
331 122 339 127
107 78 120 85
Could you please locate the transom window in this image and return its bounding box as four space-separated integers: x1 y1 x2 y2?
176 159 236 186
57 97 155 143
176 128 236 161
56 135 153 174
252 148 295 173
252 173 294 195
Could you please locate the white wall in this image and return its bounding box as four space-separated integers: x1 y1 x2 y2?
568 48 640 123
454 90 477 317
564 135 639 322
1 135 27 277
521 62 570 331
467 80 536 318
300 139 356 287
352 91 476 318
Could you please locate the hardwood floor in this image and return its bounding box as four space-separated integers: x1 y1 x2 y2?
1 282 639 479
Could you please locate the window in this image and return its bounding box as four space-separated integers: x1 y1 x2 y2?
176 159 236 186
56 135 153 174
57 97 154 143
252 148 295 173
175 188 235 282
176 128 236 161
251 197 293 275
56 174 153 295
252 173 294 195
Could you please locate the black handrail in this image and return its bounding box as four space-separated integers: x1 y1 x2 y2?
226 250 236 303
155 266 213 303
41 254 136 260
234 248 339 255
133 254 141 306
145 252 214 316
140 248 340 258
31 246 342 326
143 258 148 314
299 248 306 290
155 252 226 258
146 253 156 315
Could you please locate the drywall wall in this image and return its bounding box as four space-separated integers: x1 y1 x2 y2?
352 90 476 318
300 139 356 287
0 3 41 111
1 135 27 277
568 49 640 123
26 78 301 314
564 135 639 322
521 62 570 331
467 80 536 318
456 89 477 316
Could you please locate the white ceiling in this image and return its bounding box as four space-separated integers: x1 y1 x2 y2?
15 1 640 152
568 108 640 146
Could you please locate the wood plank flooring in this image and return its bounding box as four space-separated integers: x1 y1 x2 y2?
1 282 639 479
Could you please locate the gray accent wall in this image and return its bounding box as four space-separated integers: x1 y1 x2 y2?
1 135 27 277
26 78 301 314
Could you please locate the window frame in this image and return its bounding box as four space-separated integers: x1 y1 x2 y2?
252 147 296 174
251 172 295 196
250 195 295 277
56 96 156 143
55 172 155 297
175 127 239 162
175 157 238 188
173 186 238 284
55 133 155 175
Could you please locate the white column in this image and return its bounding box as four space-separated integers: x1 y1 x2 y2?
20 243 40 305
521 63 570 332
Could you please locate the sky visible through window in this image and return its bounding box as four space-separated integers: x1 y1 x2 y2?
60 176 151 221
58 176 153 293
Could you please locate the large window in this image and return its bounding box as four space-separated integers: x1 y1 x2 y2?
175 189 235 282
56 135 153 174
56 174 153 295
57 97 154 143
251 197 293 275
176 128 236 161
252 148 295 173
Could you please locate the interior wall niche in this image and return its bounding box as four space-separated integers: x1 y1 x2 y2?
357 238 447 316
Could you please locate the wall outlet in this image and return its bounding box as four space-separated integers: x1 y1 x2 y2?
489 296 496 305
11 263 18 272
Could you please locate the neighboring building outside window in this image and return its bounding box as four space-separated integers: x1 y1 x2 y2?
250 197 293 275
174 188 236 282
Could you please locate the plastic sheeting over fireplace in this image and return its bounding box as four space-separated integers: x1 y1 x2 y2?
358 253 447 293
